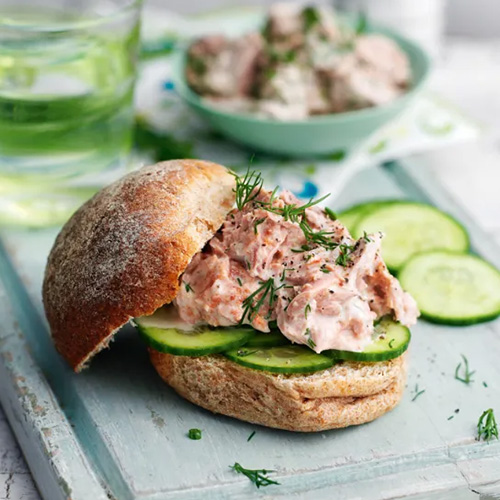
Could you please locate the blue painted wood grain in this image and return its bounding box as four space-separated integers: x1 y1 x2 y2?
0 161 499 499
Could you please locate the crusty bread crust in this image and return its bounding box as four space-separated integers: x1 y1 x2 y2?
43 160 235 372
149 350 408 432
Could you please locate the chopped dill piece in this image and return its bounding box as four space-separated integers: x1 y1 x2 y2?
305 303 312 319
253 217 266 235
411 384 425 402
305 328 316 349
230 462 280 488
477 409 498 442
324 207 337 220
188 428 202 440
455 354 475 385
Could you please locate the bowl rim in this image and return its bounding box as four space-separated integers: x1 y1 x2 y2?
171 26 431 127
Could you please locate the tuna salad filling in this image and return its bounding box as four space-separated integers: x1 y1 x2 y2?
174 172 419 353
186 3 411 120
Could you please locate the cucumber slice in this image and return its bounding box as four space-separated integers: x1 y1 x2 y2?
224 345 334 374
399 251 500 325
325 318 410 362
244 331 290 348
338 200 398 234
353 202 469 271
135 308 254 355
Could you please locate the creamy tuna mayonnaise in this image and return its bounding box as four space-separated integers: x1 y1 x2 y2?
174 189 418 353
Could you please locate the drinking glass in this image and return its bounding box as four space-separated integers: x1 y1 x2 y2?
0 0 142 226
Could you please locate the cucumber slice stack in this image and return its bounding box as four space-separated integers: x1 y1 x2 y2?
352 202 469 272
399 251 500 325
136 308 410 374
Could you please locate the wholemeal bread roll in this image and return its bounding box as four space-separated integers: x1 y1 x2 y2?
150 350 407 431
43 160 235 372
43 159 409 431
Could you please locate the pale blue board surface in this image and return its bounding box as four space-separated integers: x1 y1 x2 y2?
1 160 499 500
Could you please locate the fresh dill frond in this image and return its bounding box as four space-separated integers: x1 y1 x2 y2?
477 409 498 442
280 267 295 281
362 231 372 243
304 304 311 318
335 244 354 266
455 354 475 385
240 279 289 324
184 282 193 293
411 384 425 402
305 328 316 349
232 168 264 210
247 431 256 442
324 207 337 221
230 462 280 488
253 217 266 235
320 264 331 273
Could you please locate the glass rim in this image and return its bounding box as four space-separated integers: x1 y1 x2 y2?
0 0 143 32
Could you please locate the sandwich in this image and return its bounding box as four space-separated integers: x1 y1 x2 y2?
42 159 419 432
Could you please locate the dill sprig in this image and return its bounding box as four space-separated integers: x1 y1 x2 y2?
362 231 372 243
411 384 425 402
324 207 337 220
305 328 316 349
253 217 266 234
280 267 295 281
335 243 355 266
299 220 337 249
240 279 289 324
232 168 264 210
304 303 312 319
477 409 498 442
230 462 280 488
255 193 330 222
232 169 355 265
455 354 475 385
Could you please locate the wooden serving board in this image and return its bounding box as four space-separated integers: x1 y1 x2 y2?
1 159 499 500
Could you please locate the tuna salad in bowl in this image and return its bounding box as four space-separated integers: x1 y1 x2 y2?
172 4 430 156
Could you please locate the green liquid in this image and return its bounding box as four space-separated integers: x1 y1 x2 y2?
0 6 139 177
0 6 140 225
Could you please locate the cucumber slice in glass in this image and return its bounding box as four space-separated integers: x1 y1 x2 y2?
325 318 410 362
399 251 500 325
224 345 334 374
244 331 290 348
135 308 254 355
353 202 470 272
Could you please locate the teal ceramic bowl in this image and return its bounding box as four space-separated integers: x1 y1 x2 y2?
171 30 430 157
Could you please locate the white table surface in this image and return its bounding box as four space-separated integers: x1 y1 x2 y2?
2 37 500 500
